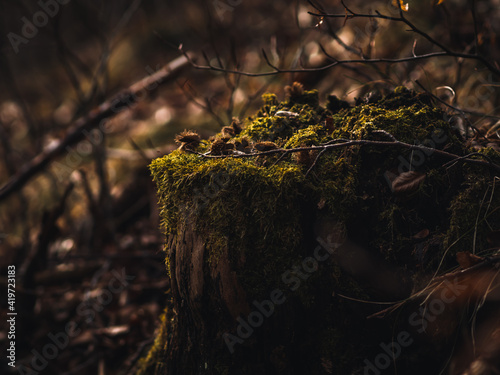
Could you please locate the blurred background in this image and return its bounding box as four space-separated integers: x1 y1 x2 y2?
0 0 499 373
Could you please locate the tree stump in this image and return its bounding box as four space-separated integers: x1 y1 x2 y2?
140 87 500 375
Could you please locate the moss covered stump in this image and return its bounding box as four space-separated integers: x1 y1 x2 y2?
141 86 500 374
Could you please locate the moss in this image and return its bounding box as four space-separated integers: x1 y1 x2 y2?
444 165 500 255
284 125 328 148
241 90 326 143
328 103 454 144
381 86 434 109
148 86 500 374
149 83 492 299
477 145 500 165
286 88 320 107
136 307 172 375
150 151 309 295
326 95 351 113
261 92 278 106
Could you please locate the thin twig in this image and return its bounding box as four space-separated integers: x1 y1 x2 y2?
177 80 227 127
305 148 328 177
368 255 500 319
188 137 500 175
0 54 191 203
180 44 451 77
310 6 499 77
178 2 500 79
414 80 497 139
470 0 479 56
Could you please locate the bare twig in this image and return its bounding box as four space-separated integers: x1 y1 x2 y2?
123 336 155 375
20 182 75 289
414 80 498 140
178 2 500 80
179 44 453 77
470 0 479 55
309 6 500 78
369 255 500 319
0 54 191 203
53 20 86 104
189 137 500 175
238 80 272 118
0 56 40 150
177 80 227 127
307 0 366 59
305 148 328 177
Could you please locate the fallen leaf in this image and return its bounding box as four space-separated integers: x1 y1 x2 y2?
317 197 326 210
98 325 129 337
392 0 409 11
392 171 426 195
456 251 484 269
487 230 500 247
321 357 333 374
412 229 430 239
325 117 334 133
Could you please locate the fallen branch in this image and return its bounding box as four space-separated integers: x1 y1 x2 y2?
0 54 191 203
368 254 500 319
189 137 500 175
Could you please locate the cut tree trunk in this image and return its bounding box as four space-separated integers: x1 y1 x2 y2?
140 87 500 375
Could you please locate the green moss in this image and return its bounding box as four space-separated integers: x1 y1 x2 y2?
284 125 327 148
477 146 500 165
150 86 489 293
148 86 500 374
328 103 454 144
445 166 500 255
136 307 172 375
241 90 326 143
286 88 320 107
262 92 278 106
150 151 309 295
382 86 434 109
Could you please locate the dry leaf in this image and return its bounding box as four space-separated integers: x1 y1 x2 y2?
98 325 129 337
412 228 430 239
486 141 500 152
317 197 326 210
456 251 484 269
321 357 333 374
391 171 426 195
487 230 500 247
325 117 334 133
392 0 409 11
